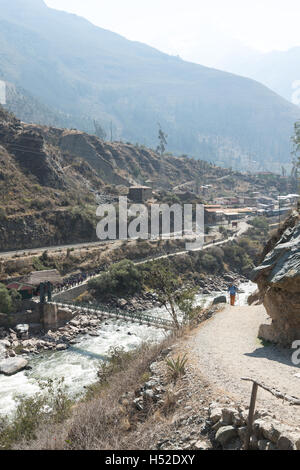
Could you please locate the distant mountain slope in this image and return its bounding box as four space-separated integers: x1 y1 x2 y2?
0 0 299 172
219 46 300 107
3 82 95 131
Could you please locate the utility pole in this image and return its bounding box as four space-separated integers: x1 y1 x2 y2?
110 121 113 142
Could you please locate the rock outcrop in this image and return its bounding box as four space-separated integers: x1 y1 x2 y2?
252 211 300 345
0 357 28 376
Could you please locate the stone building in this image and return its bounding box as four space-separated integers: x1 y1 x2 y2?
128 186 152 203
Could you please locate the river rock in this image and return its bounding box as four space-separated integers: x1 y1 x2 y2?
209 405 223 424
56 344 68 351
213 296 227 305
0 339 10 357
224 275 235 282
15 324 29 340
0 357 28 376
0 343 6 359
258 439 271 451
215 426 238 446
277 435 295 450
221 407 238 425
118 299 128 308
160 347 172 357
260 420 281 444
194 440 210 450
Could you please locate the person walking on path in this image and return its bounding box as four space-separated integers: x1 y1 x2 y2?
228 284 238 306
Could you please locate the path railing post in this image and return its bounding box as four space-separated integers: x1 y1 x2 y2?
245 381 258 450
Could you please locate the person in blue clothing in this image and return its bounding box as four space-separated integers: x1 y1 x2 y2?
228 284 238 306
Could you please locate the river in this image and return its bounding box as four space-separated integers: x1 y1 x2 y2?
0 281 257 417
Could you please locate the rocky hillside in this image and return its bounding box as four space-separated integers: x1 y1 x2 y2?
0 106 295 251
252 211 300 345
0 107 104 250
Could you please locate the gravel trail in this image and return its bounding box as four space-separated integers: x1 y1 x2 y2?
185 305 300 426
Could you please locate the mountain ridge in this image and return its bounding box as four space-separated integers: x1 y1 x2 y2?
0 0 299 172
219 45 300 106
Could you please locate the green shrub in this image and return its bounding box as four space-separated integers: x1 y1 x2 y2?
97 347 134 385
9 289 22 313
249 217 269 232
88 259 143 299
0 378 72 449
32 257 47 271
200 253 220 273
0 284 12 314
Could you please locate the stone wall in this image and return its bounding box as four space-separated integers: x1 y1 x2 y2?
0 304 40 329
53 283 88 303
0 302 76 332
42 303 75 331
209 403 300 450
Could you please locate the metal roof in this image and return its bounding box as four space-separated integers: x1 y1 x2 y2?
21 270 62 286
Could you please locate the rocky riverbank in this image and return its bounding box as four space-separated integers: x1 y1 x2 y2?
0 310 109 366
0 271 250 377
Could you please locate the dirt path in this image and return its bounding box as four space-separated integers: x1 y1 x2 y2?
181 304 300 427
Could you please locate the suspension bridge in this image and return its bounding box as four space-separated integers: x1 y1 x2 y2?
52 300 174 330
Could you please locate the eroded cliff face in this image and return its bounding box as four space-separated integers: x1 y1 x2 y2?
252 211 300 346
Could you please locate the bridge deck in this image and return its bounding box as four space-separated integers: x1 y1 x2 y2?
53 301 174 330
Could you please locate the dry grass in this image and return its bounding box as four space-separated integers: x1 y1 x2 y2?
14 333 182 450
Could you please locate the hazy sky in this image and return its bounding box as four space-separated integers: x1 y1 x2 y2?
45 0 300 67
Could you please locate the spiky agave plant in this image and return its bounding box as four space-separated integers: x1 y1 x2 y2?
166 354 188 381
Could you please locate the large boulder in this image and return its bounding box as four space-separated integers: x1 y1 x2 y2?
215 426 237 446
213 296 227 305
0 357 28 376
15 324 29 340
252 212 300 346
0 342 7 359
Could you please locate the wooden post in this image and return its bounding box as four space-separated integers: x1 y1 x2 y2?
245 381 258 450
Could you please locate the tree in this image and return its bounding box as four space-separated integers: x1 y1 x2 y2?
293 121 300 152
0 284 12 314
10 289 22 312
143 261 196 328
156 123 168 156
93 120 107 140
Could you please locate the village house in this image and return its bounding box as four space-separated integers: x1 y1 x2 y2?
128 186 152 203
6 270 63 300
